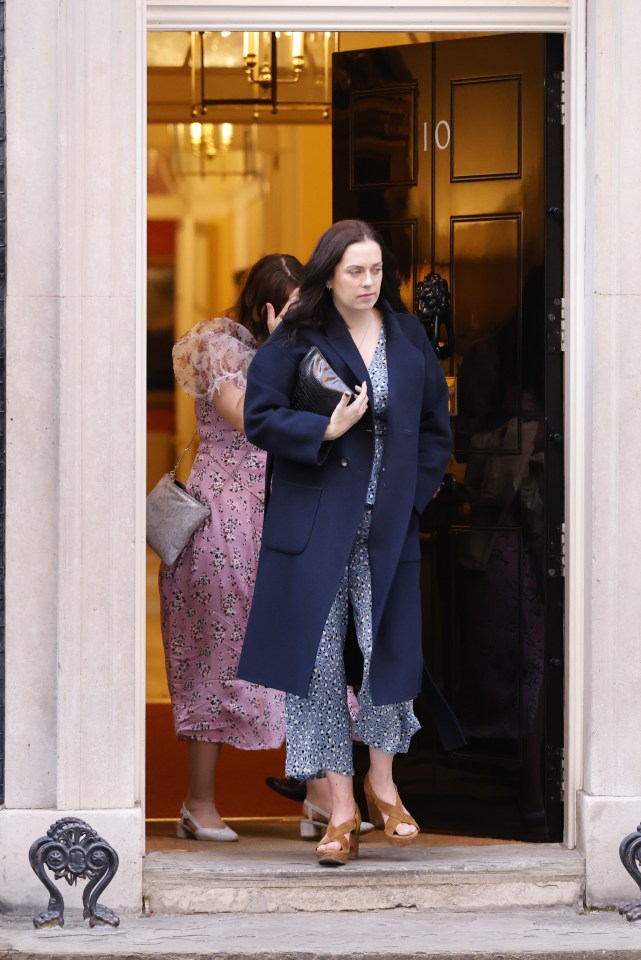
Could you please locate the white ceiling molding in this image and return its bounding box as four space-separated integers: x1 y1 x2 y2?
147 3 570 32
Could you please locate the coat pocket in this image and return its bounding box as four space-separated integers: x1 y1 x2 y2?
262 479 322 555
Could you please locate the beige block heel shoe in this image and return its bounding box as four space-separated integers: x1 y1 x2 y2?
176 804 239 842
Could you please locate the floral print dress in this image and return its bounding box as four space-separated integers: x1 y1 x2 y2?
159 317 284 747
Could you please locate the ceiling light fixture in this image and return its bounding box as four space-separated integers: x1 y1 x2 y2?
190 31 336 120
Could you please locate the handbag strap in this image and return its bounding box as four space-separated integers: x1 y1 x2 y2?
171 431 198 480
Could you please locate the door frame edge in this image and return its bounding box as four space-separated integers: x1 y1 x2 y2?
562 0 587 852
136 0 149 819
146 5 570 32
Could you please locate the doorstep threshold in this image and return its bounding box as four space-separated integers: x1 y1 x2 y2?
143 837 585 914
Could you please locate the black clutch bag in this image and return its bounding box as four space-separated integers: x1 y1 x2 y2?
292 346 353 416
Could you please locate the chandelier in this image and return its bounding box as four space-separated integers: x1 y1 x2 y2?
170 121 261 179
189 31 337 119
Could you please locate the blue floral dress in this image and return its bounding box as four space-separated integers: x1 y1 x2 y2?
284 325 420 779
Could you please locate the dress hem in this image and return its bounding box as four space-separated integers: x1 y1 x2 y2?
176 732 285 750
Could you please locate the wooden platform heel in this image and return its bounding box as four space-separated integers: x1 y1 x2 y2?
315 807 361 866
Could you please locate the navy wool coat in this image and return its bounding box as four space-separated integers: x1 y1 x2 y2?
237 302 457 734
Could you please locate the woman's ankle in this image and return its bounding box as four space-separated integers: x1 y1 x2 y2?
184 798 219 816
328 801 358 825
366 770 396 799
306 777 332 811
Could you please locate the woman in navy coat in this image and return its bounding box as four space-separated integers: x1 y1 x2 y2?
237 220 457 865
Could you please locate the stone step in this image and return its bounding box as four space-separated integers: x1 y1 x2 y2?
142 839 585 914
3 907 641 959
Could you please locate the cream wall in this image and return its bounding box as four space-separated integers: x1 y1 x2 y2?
296 126 333 259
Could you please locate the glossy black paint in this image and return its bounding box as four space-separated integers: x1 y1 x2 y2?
542 33 565 845
333 34 564 841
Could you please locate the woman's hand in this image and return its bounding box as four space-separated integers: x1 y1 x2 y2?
324 382 369 441
266 302 280 334
266 288 300 334
211 380 246 433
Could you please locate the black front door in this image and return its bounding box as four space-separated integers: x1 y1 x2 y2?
332 33 564 841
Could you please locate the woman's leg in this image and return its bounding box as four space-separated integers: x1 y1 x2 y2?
305 777 332 812
366 746 417 838
284 571 358 852
284 573 354 781
348 511 419 838
184 741 227 829
316 771 357 853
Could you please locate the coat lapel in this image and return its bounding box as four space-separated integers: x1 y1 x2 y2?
367 307 426 635
320 307 370 390
320 302 423 395
315 303 425 438
382 307 425 436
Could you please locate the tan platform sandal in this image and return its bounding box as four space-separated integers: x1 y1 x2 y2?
363 774 420 846
315 807 361 866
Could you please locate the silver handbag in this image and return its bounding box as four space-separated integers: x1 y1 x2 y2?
146 433 210 566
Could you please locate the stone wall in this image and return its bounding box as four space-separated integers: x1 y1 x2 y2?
577 0 641 907
0 0 145 912
0 0 5 809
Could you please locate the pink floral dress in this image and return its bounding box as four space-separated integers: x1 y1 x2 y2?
159 317 284 747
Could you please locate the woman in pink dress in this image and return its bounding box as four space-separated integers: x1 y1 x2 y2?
159 254 303 841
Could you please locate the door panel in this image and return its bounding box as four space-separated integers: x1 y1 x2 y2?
333 33 564 841
431 33 552 841
332 44 431 308
350 86 418 187
450 77 522 181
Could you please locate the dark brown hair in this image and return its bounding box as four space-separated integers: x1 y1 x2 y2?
230 254 303 343
282 220 406 334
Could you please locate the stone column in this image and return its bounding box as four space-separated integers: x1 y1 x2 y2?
0 0 145 912
578 0 641 907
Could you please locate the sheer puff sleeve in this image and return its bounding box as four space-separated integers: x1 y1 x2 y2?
172 317 257 400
